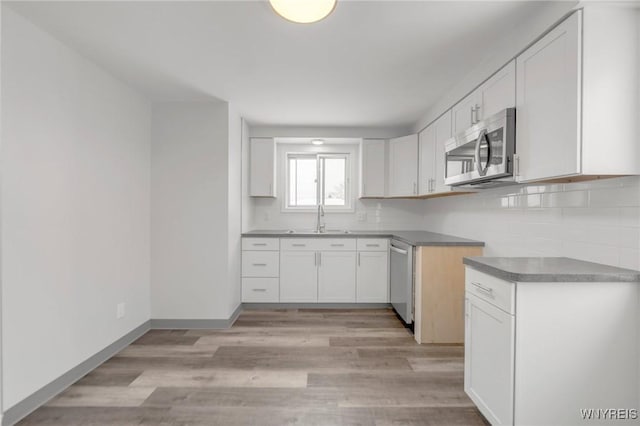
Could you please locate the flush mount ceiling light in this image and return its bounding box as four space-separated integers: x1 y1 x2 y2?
269 0 337 24
311 139 325 145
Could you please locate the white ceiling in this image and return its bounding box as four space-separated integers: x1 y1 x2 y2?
7 1 557 128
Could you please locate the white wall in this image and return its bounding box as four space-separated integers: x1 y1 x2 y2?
1 8 151 410
422 177 640 270
150 101 241 320
227 105 242 316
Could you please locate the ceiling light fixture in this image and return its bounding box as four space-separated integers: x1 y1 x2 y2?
269 0 337 24
311 139 325 145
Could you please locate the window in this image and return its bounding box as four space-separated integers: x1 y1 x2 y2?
286 153 351 210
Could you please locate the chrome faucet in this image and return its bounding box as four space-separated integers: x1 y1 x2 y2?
316 204 325 233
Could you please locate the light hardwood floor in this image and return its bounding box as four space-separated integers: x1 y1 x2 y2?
19 309 488 425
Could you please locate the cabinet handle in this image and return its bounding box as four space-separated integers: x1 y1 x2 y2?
514 154 520 178
252 243 267 246
330 244 344 247
470 106 475 125
358 252 361 266
472 282 494 297
252 288 267 292
314 252 317 266
252 263 267 266
365 244 379 247
413 182 417 194
292 243 306 247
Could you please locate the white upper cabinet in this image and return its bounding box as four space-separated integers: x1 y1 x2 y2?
418 125 436 195
249 138 276 197
452 91 479 136
516 13 581 183
515 8 639 183
452 61 516 137
419 111 454 196
477 60 515 121
388 134 418 197
360 139 386 198
433 111 454 193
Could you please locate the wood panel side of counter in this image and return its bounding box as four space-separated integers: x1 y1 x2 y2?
414 246 483 344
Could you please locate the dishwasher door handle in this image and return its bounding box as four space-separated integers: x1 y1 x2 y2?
390 246 408 255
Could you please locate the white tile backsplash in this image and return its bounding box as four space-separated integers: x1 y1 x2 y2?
422 176 640 269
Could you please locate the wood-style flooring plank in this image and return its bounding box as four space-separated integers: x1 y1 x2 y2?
46 386 155 407
117 344 219 358
195 335 330 347
130 369 308 388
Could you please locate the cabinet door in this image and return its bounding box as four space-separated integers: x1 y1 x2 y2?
249 138 276 197
418 125 436 195
318 251 356 303
433 111 453 193
477 60 516 121
452 91 479 136
516 12 581 183
357 251 389 302
360 139 386 197
388 134 418 197
280 251 317 302
465 294 515 425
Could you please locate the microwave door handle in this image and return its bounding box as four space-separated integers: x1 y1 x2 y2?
474 129 491 177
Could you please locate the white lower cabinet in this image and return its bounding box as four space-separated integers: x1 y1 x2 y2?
357 251 389 302
465 293 514 425
241 278 279 302
279 251 318 302
318 251 357 302
244 237 390 304
464 267 639 425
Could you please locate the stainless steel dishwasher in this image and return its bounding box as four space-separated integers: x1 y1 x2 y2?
389 239 414 325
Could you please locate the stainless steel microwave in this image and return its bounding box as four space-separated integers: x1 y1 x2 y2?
444 108 515 188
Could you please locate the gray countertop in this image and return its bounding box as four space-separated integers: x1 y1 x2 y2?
463 257 640 283
242 230 484 247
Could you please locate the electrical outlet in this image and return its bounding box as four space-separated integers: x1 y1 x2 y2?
116 303 126 319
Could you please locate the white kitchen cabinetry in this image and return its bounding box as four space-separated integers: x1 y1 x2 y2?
356 238 389 303
249 137 276 197
464 266 639 425
279 238 358 303
360 139 386 198
241 238 280 302
388 134 418 197
515 8 640 183
452 60 515 136
318 251 357 302
419 111 454 196
279 251 318 302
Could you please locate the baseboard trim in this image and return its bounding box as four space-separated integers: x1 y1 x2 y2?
242 302 392 309
2 320 151 426
150 303 243 330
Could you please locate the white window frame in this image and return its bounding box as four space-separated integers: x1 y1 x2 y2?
283 150 353 212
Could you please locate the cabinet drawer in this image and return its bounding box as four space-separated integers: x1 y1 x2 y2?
242 251 279 277
242 278 279 302
280 238 317 251
280 238 356 251
242 238 279 251
357 238 388 251
315 238 356 251
465 267 515 314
